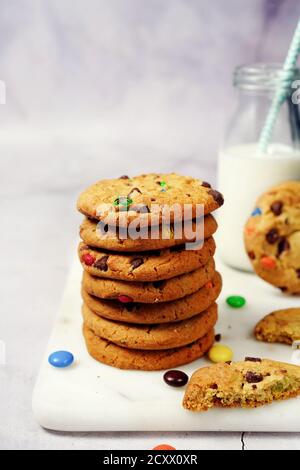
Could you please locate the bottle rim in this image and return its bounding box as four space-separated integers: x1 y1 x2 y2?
234 63 300 91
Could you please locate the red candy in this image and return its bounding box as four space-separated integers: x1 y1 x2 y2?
260 256 276 270
118 295 134 303
82 253 95 266
152 444 176 450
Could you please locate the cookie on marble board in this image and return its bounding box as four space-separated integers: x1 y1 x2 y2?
82 302 218 350
77 173 224 226
82 257 216 303
255 307 300 345
83 324 215 371
78 237 216 282
79 213 218 252
244 181 300 294
183 358 300 411
81 271 222 324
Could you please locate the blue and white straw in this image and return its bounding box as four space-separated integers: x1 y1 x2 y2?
258 19 300 153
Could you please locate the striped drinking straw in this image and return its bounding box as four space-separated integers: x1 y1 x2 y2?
258 19 300 154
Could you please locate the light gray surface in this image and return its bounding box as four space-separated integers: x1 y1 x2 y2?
0 138 300 449
1 0 300 450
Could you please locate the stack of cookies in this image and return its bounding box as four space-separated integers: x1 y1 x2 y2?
77 173 224 370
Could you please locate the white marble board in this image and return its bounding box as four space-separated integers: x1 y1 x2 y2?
32 258 300 432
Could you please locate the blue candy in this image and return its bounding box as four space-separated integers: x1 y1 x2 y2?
251 207 262 217
48 351 74 368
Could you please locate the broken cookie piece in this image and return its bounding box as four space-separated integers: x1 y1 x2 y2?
183 359 300 411
255 308 300 345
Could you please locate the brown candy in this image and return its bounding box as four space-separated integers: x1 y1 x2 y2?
202 181 211 188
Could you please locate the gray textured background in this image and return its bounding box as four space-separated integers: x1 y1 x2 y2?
0 0 299 170
1 0 300 450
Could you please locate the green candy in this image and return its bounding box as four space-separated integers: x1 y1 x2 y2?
113 197 133 208
226 295 246 308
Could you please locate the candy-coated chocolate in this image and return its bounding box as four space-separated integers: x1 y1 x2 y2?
251 207 262 216
260 256 276 270
153 444 176 450
48 351 74 368
226 295 246 308
208 344 233 363
118 295 134 303
82 253 95 266
163 370 189 387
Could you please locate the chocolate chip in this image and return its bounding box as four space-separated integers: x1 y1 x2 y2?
270 200 283 216
202 181 211 188
215 334 222 342
296 269 300 279
266 228 280 244
131 258 144 270
210 383 218 390
127 187 142 199
225 361 232 365
245 372 264 384
248 251 256 260
252 385 257 390
119 175 129 179
245 357 262 363
94 255 109 271
277 237 290 256
208 189 224 207
153 280 166 289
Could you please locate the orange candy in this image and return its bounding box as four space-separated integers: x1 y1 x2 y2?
260 256 276 270
152 444 176 450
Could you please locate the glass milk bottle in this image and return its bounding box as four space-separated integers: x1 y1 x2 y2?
217 63 300 271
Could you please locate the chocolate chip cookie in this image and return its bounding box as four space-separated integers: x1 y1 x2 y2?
255 307 300 345
83 324 215 370
183 358 300 411
81 271 222 324
82 257 215 303
77 173 224 226
78 237 215 282
79 214 218 252
244 181 300 294
82 302 217 350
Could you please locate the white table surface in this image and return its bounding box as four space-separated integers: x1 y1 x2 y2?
1 135 300 450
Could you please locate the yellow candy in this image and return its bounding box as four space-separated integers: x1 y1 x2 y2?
208 344 233 363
